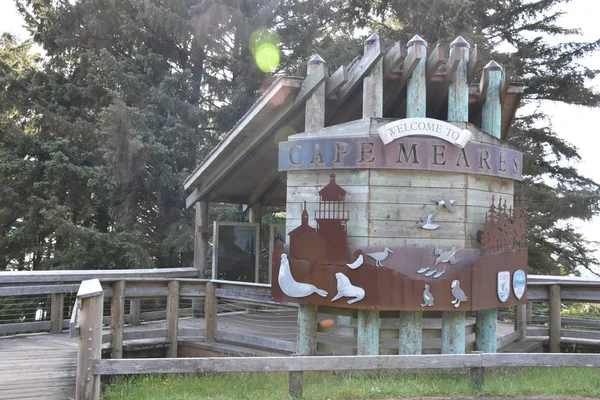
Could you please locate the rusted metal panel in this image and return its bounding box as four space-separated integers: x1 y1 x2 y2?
480 196 527 254
279 137 523 181
272 242 526 311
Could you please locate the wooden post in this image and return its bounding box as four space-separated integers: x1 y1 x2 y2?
166 280 180 358
193 201 209 315
129 299 141 325
526 301 533 325
357 34 383 356
204 281 217 342
75 279 103 400
516 304 527 342
549 284 561 353
50 292 64 333
475 60 502 354
447 36 470 122
406 35 427 118
249 203 263 224
475 309 497 353
442 311 465 354
469 354 485 391
397 34 427 356
398 311 422 355
481 60 503 138
110 280 125 359
363 34 383 118
442 35 469 355
288 369 303 398
357 310 379 355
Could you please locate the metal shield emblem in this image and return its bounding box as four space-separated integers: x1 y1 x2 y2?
513 270 526 300
497 271 510 303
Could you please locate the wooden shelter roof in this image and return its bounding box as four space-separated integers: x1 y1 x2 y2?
183 36 525 208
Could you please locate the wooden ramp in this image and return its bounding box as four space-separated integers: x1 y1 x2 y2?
0 333 77 400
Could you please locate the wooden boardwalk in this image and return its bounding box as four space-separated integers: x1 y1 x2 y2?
0 310 520 399
0 333 77 400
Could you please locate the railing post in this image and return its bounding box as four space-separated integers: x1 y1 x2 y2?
50 292 64 333
289 368 303 399
204 281 217 342
515 303 527 342
110 280 125 359
469 352 485 390
549 284 561 353
74 279 103 400
166 280 180 358
129 299 141 325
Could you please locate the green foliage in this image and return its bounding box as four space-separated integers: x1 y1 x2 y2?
1 0 599 275
103 368 600 399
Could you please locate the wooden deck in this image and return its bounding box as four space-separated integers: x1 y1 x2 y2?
0 333 77 400
0 310 520 399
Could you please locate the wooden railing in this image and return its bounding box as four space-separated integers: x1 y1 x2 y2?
526 275 600 352
0 268 199 335
8 273 597 399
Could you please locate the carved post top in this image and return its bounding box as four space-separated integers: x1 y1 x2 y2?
407 34 427 48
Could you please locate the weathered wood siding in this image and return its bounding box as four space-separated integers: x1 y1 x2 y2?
286 168 513 249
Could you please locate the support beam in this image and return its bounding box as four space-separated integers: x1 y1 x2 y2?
336 36 384 106
468 44 482 80
325 65 348 99
482 61 503 140
442 311 465 354
248 203 263 224
194 201 209 278
426 43 445 81
357 310 379 355
448 36 470 122
110 280 125 359
475 309 497 353
383 38 424 115
383 41 406 79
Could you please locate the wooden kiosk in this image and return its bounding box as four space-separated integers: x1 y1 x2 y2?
184 33 526 357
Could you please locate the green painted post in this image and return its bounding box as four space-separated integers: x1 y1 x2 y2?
357 310 379 355
398 34 428 356
475 60 502 354
447 36 470 122
442 311 465 354
476 309 498 353
482 60 503 138
296 304 318 355
398 311 423 354
406 35 427 118
443 35 469 355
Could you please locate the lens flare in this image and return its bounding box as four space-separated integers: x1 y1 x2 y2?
255 43 280 72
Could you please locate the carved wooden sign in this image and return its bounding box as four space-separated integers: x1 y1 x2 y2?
279 137 523 181
377 118 472 148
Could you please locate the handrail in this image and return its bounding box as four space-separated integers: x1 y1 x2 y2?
0 267 199 284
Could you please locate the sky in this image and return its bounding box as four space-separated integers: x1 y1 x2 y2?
1 0 600 274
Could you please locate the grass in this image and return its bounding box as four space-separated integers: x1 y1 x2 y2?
104 367 600 400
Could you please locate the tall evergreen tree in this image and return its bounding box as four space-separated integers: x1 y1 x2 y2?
2 0 599 275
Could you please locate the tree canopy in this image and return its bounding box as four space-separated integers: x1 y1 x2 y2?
1 0 599 275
